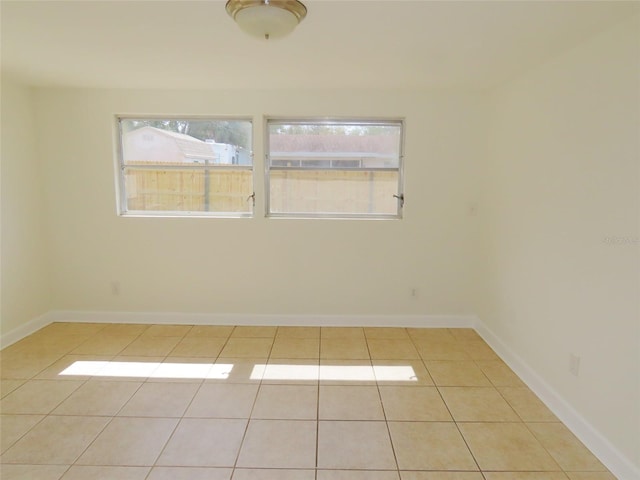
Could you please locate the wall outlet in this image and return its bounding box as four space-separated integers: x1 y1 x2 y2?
410 288 418 298
569 353 581 376
110 281 120 296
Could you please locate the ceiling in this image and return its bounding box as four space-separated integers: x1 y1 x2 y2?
1 0 637 90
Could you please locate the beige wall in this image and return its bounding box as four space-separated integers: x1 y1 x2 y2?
478 15 640 468
33 88 485 315
0 76 51 336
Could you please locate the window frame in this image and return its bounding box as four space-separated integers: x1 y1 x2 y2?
265 117 405 220
115 115 254 218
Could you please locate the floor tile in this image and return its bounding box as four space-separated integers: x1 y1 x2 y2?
319 360 376 384
119 336 182 356
0 379 26 397
270 337 320 359
276 326 320 339
459 340 500 360
231 326 277 338
252 384 317 419
99 356 164 380
71 335 137 355
149 357 214 382
439 386 520 422
220 338 274 358
321 327 365 339
142 325 192 337
319 385 384 420
168 337 227 357
400 473 484 480
407 328 456 343
459 422 560 471
52 380 141 416
379 386 452 421
207 358 266 383
237 419 316 468
483 474 568 480
0 352 64 379
448 328 482 341
118 382 200 417
232 469 315 480
321 338 370 359
367 339 420 360
565 473 616 480
261 359 319 385
98 323 150 336
414 341 471 361
498 387 558 422
186 325 234 338
40 322 106 336
0 464 69 479
12 335 91 355
2 415 109 464
77 417 178 466
319 471 400 480
148 467 232 479
317 420 396 470
388 422 477 471
372 359 434 386
34 355 114 380
1 414 45 454
60 466 150 479
364 327 410 339
527 422 607 471
425 361 491 386
157 418 246 467
475 360 524 387
185 383 258 418
0 380 83 414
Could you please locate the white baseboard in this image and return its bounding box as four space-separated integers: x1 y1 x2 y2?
0 310 476 348
0 312 52 349
475 317 640 480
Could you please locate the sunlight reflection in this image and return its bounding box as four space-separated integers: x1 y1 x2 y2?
252 364 417 382
59 361 232 379
59 361 417 381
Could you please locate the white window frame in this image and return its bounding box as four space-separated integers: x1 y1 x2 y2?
265 118 405 219
115 115 254 218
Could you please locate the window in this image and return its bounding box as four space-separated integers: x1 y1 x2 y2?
116 117 253 217
266 119 404 219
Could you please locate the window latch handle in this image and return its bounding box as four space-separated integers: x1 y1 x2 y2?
247 192 256 207
393 193 405 208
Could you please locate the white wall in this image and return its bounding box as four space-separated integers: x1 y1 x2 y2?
478 15 640 473
33 88 485 317
0 76 51 337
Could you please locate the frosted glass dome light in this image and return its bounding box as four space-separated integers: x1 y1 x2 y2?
226 0 307 40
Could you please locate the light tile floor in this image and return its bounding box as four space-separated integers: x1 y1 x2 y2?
0 323 616 480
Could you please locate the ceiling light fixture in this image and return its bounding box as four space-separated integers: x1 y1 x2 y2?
225 0 307 40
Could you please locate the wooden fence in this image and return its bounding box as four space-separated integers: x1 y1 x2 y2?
125 168 398 215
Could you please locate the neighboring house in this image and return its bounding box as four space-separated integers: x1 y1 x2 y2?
124 126 250 165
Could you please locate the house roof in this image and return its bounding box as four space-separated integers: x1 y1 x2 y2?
128 127 216 161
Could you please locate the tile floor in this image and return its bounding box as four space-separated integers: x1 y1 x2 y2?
0 323 615 480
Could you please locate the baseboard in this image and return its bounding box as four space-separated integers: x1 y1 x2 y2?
475 316 640 480
0 312 51 349
0 310 476 349
45 310 476 328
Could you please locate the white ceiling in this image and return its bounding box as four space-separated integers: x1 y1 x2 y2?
1 0 637 90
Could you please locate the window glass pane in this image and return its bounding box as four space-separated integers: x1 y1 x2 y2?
270 170 399 215
267 119 403 218
118 118 252 216
269 122 401 169
124 168 253 214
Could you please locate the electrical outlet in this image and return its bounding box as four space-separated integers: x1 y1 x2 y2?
569 353 581 376
110 281 120 296
410 288 418 298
